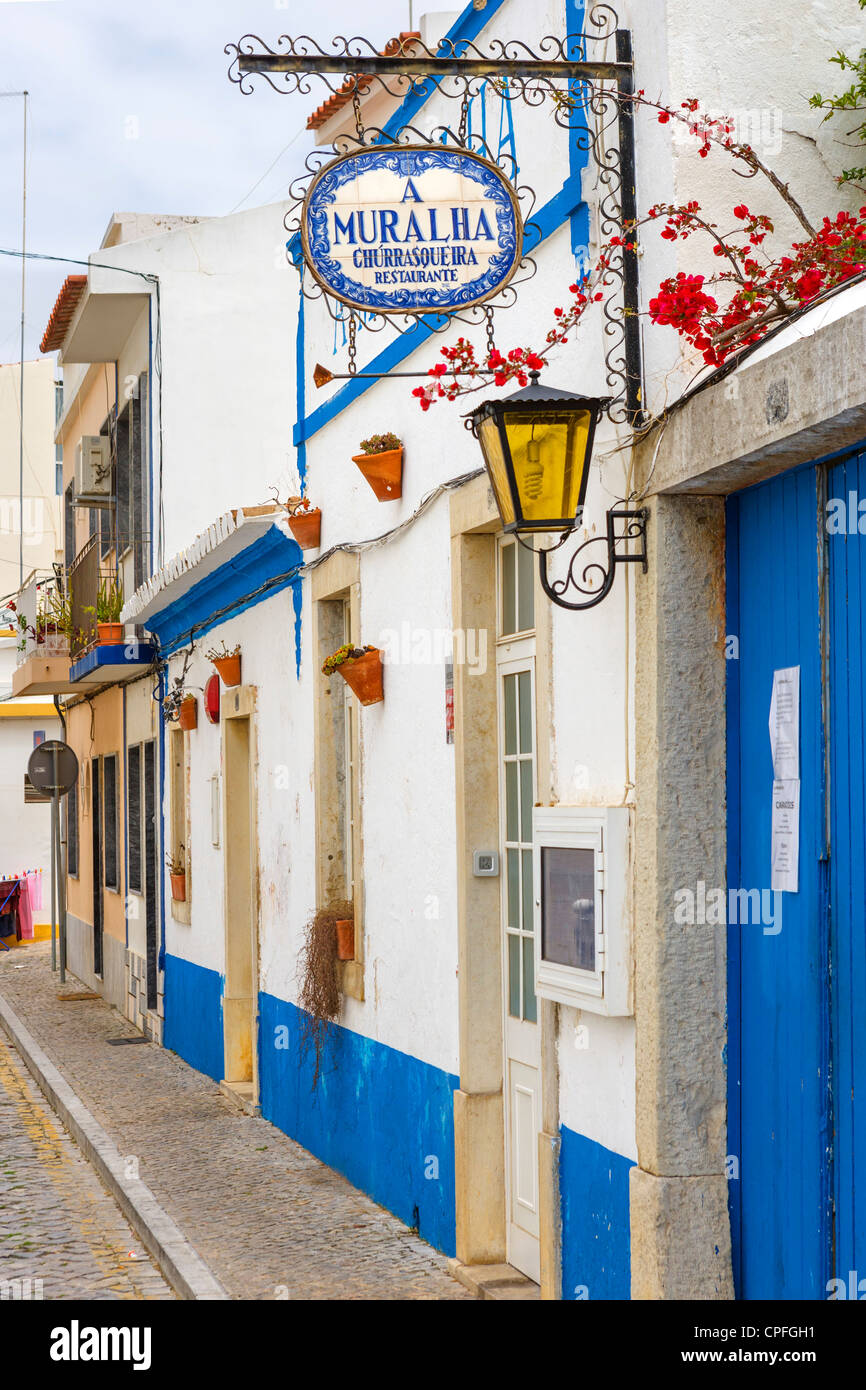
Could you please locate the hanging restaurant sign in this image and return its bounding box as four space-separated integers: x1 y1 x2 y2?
300 144 522 315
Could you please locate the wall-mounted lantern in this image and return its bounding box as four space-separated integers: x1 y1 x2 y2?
467 374 648 611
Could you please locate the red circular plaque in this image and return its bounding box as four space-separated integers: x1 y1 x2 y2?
204 673 221 724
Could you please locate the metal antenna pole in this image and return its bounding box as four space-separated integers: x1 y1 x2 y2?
50 788 57 971
18 91 28 589
59 786 67 985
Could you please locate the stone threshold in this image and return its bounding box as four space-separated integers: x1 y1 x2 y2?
449 1259 541 1300
219 1079 261 1118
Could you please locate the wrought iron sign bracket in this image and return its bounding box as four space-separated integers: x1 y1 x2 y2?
227 8 644 427
537 507 648 611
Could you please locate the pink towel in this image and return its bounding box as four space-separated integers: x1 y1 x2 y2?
27 870 42 911
17 879 33 939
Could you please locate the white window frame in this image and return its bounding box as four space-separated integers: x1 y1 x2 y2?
532 805 633 1016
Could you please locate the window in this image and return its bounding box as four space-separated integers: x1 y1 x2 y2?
500 664 537 1023
66 781 79 878
143 739 157 1008
103 754 119 890
499 536 535 638
127 743 142 894
312 551 363 998
116 377 149 588
169 727 190 920
23 774 49 805
532 806 633 1016
316 595 356 905
64 482 75 574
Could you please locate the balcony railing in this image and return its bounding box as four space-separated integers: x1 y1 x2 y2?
14 571 70 667
68 534 118 658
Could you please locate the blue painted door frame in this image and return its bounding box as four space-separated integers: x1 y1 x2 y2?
827 448 866 1287
727 446 866 1299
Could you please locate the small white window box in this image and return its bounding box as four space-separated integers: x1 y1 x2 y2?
532 806 632 1016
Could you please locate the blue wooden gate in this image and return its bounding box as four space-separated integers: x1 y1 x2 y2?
728 447 866 1298
726 464 831 1299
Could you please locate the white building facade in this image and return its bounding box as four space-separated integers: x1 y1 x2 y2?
38 0 866 1299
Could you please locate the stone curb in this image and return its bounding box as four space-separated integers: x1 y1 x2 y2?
0 990 230 1301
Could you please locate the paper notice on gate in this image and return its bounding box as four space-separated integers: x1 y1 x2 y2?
769 666 800 781
771 779 800 893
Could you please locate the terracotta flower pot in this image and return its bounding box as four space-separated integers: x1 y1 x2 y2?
213 654 241 687
178 699 197 731
170 873 186 902
352 447 403 501
97 622 123 645
336 648 384 705
287 508 321 549
336 919 355 961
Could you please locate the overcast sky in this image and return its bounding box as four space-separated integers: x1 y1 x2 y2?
0 0 420 362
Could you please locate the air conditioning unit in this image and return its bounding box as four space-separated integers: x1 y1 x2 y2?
74 435 112 508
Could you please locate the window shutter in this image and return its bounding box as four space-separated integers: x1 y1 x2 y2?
103 754 118 889
127 744 142 893
67 781 79 877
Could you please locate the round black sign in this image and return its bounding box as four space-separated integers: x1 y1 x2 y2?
27 740 79 796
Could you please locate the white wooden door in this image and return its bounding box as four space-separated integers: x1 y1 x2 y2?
497 538 541 1283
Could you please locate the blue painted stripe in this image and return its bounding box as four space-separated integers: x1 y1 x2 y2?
163 954 223 1083
560 1127 634 1300
566 0 591 265
141 525 303 657
157 666 166 976
259 993 459 1255
375 0 510 144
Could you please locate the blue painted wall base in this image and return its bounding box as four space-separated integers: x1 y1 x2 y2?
163 954 223 1083
259 993 459 1255
560 1127 634 1300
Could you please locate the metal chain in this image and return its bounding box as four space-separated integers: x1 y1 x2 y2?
485 305 495 357
348 311 357 375
457 91 470 146
352 86 365 144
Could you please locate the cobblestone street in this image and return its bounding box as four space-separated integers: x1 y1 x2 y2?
0 1031 175 1300
0 946 470 1301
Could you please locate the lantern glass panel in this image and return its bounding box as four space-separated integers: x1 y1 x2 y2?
503 409 592 525
478 413 516 526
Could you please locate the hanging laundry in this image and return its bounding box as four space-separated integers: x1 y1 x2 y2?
17 878 34 940
27 869 42 911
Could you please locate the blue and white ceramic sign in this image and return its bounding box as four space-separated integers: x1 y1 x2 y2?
301 144 523 314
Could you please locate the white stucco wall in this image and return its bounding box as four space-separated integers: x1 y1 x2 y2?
136 0 858 1175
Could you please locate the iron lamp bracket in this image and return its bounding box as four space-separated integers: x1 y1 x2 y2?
538 507 648 610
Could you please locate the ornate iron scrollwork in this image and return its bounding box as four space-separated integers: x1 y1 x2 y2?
226 5 642 424
536 507 648 610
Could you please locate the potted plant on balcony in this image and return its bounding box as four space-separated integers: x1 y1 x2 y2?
352 432 403 500
178 694 198 731
321 643 384 705
166 847 186 902
206 640 241 687
88 577 124 645
42 589 72 656
298 898 353 1086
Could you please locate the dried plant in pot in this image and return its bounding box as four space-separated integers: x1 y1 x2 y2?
166 847 186 902
284 494 322 550
352 432 403 501
205 640 241 687
297 899 353 1087
178 695 197 731
321 643 384 706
